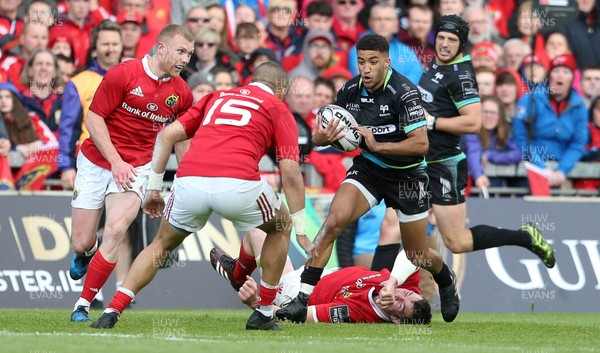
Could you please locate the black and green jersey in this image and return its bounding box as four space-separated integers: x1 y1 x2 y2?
417 55 480 161
334 67 427 169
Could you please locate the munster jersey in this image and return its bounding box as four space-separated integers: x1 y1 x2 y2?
417 55 480 161
335 68 427 169
309 266 420 323
176 83 300 180
81 56 193 170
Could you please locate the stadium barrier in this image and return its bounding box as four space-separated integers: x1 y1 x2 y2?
0 193 598 312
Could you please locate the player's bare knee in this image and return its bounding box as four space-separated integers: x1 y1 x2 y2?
323 211 351 238
405 249 428 268
442 236 469 253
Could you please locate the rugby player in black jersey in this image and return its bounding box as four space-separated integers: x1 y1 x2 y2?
373 15 555 283
276 34 460 324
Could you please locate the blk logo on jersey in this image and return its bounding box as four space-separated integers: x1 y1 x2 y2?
361 97 374 104
165 94 179 107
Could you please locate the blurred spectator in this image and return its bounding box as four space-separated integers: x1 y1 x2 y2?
0 82 41 158
56 54 74 94
186 71 215 103
513 54 588 187
331 0 366 52
501 38 530 72
118 0 160 59
286 76 314 121
511 0 546 60
520 53 549 88
475 67 495 96
235 5 258 25
436 0 467 18
289 29 340 80
207 3 233 53
117 10 144 59
465 95 522 189
463 4 504 51
559 0 600 70
305 1 334 32
19 48 62 136
0 81 58 190
313 76 335 111
49 0 95 69
573 96 600 190
495 68 525 122
234 22 261 59
237 47 277 86
58 20 123 190
0 0 24 54
1 22 48 93
580 66 600 107
182 6 211 36
263 0 304 62
471 41 500 72
24 0 56 28
182 28 234 81
233 22 261 82
545 32 571 60
49 35 75 63
348 4 423 84
322 65 352 92
213 67 237 90
398 4 435 68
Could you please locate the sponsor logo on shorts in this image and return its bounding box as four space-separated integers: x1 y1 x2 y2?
72 188 79 200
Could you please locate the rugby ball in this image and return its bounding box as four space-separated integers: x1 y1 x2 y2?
316 104 362 152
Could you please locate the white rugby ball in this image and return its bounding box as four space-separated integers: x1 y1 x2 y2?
316 104 362 152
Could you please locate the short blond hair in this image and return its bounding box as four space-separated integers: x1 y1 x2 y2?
194 28 221 46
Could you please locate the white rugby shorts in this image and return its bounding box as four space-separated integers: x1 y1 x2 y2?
164 176 282 233
72 152 150 209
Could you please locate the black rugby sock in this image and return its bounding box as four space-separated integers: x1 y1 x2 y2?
370 243 401 271
471 225 531 251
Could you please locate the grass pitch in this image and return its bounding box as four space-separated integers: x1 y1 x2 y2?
0 309 597 353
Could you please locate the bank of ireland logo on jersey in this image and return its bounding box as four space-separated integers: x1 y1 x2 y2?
147 103 158 111
239 88 250 95
165 94 179 107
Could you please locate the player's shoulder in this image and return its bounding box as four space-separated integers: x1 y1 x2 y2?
388 69 418 92
339 75 361 94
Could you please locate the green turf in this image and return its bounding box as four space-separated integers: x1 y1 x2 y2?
0 309 597 353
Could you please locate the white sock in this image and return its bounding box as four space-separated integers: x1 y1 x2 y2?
74 298 91 311
103 308 120 315
390 249 418 285
84 235 99 256
299 283 315 296
116 281 123 291
257 305 274 318
95 289 104 302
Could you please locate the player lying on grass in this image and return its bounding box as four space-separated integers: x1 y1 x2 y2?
211 229 431 324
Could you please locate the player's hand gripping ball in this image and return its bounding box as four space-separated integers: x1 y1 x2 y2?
316 104 362 152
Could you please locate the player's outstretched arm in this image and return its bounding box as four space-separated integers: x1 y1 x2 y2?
278 159 310 253
433 103 482 135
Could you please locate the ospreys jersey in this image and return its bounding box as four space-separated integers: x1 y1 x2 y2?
417 55 480 161
335 67 427 169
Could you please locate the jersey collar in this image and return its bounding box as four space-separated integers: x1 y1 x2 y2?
359 67 393 96
142 55 172 82
369 287 392 322
449 54 471 65
249 82 274 95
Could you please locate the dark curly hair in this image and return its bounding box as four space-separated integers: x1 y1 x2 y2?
398 299 432 325
356 34 389 55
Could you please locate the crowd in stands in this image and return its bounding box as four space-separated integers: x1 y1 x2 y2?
0 0 599 192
